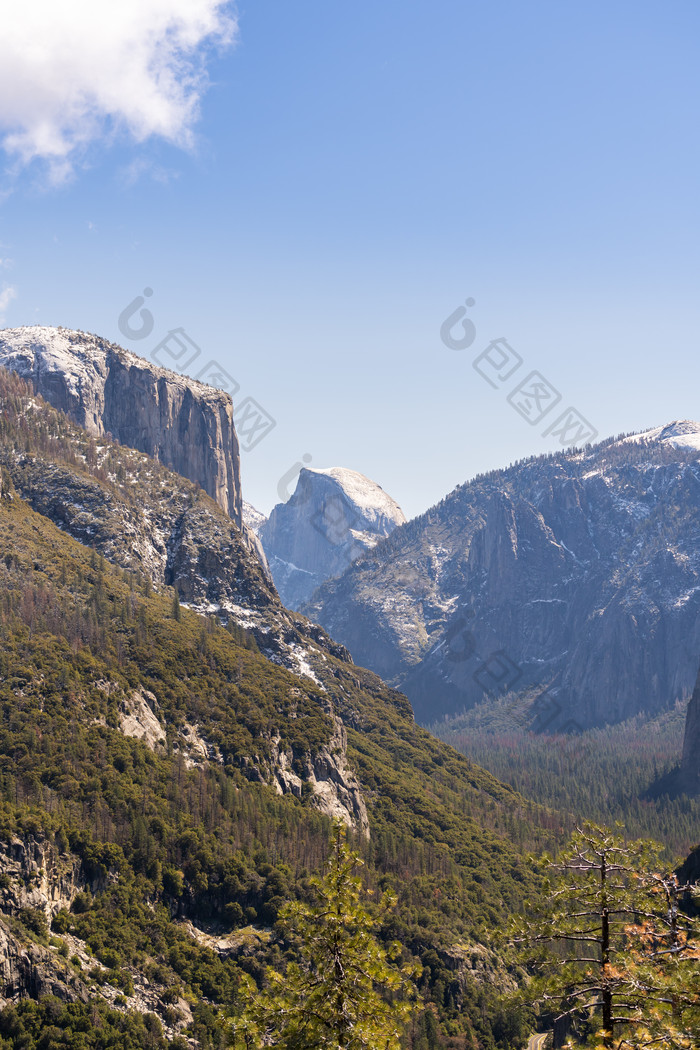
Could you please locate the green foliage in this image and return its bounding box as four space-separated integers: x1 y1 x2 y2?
0 997 171 1048
512 823 700 1048
0 369 566 1046
432 704 700 859
230 820 416 1049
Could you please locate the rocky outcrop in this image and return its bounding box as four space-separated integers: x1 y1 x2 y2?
0 326 243 524
260 467 405 609
1 436 276 618
270 717 370 837
0 837 194 1035
0 921 90 1008
0 837 92 1007
0 837 84 924
306 716 370 836
306 424 700 729
119 689 167 749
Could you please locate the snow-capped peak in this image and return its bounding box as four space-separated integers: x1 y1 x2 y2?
0 325 227 399
302 467 406 529
242 501 267 533
620 420 700 454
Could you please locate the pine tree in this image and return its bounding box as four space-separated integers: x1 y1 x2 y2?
229 820 416 1049
610 871 700 1050
512 823 700 1048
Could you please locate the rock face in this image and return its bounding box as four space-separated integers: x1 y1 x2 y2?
306 423 700 729
0 837 85 925
260 467 406 609
0 326 243 524
680 667 700 792
0 366 351 689
271 716 370 836
0 837 93 1008
119 689 167 749
0 836 194 1036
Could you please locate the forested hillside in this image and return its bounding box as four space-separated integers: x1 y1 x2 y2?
0 372 564 1048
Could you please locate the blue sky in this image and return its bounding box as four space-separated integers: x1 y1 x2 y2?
1 1 699 517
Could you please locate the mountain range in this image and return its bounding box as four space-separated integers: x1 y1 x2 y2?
0 336 553 1049
0 324 698 1048
305 422 700 743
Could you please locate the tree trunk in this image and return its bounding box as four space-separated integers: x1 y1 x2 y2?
601 853 613 1047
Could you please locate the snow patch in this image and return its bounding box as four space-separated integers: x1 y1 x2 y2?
305 466 406 527
242 500 266 533
619 420 700 454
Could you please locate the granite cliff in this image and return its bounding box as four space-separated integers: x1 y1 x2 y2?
305 422 700 730
0 326 243 524
259 466 405 609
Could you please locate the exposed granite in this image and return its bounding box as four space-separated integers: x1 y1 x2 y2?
0 326 242 524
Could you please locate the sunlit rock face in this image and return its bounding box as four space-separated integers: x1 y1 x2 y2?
0 326 242 524
306 425 700 729
259 466 406 610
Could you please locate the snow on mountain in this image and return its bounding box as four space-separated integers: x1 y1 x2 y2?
305 425 700 729
307 467 406 531
0 325 221 398
620 420 700 453
0 325 243 523
242 501 267 533
259 467 406 610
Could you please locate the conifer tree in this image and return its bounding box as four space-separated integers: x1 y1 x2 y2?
512 823 700 1048
229 820 415 1049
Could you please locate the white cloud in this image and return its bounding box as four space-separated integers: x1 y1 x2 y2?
0 285 17 321
0 1 237 181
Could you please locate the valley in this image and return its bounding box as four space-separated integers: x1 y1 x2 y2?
0 329 697 1048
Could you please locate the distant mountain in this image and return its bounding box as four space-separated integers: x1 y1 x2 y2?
242 500 267 533
304 423 700 730
0 325 243 524
259 466 406 609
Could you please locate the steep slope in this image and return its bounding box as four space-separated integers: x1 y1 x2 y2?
305 425 700 728
260 466 406 609
0 364 554 1046
0 325 243 524
0 366 345 682
0 456 548 1048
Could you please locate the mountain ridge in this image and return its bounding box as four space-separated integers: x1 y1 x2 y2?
0 394 553 1046
304 425 700 730
0 325 244 526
